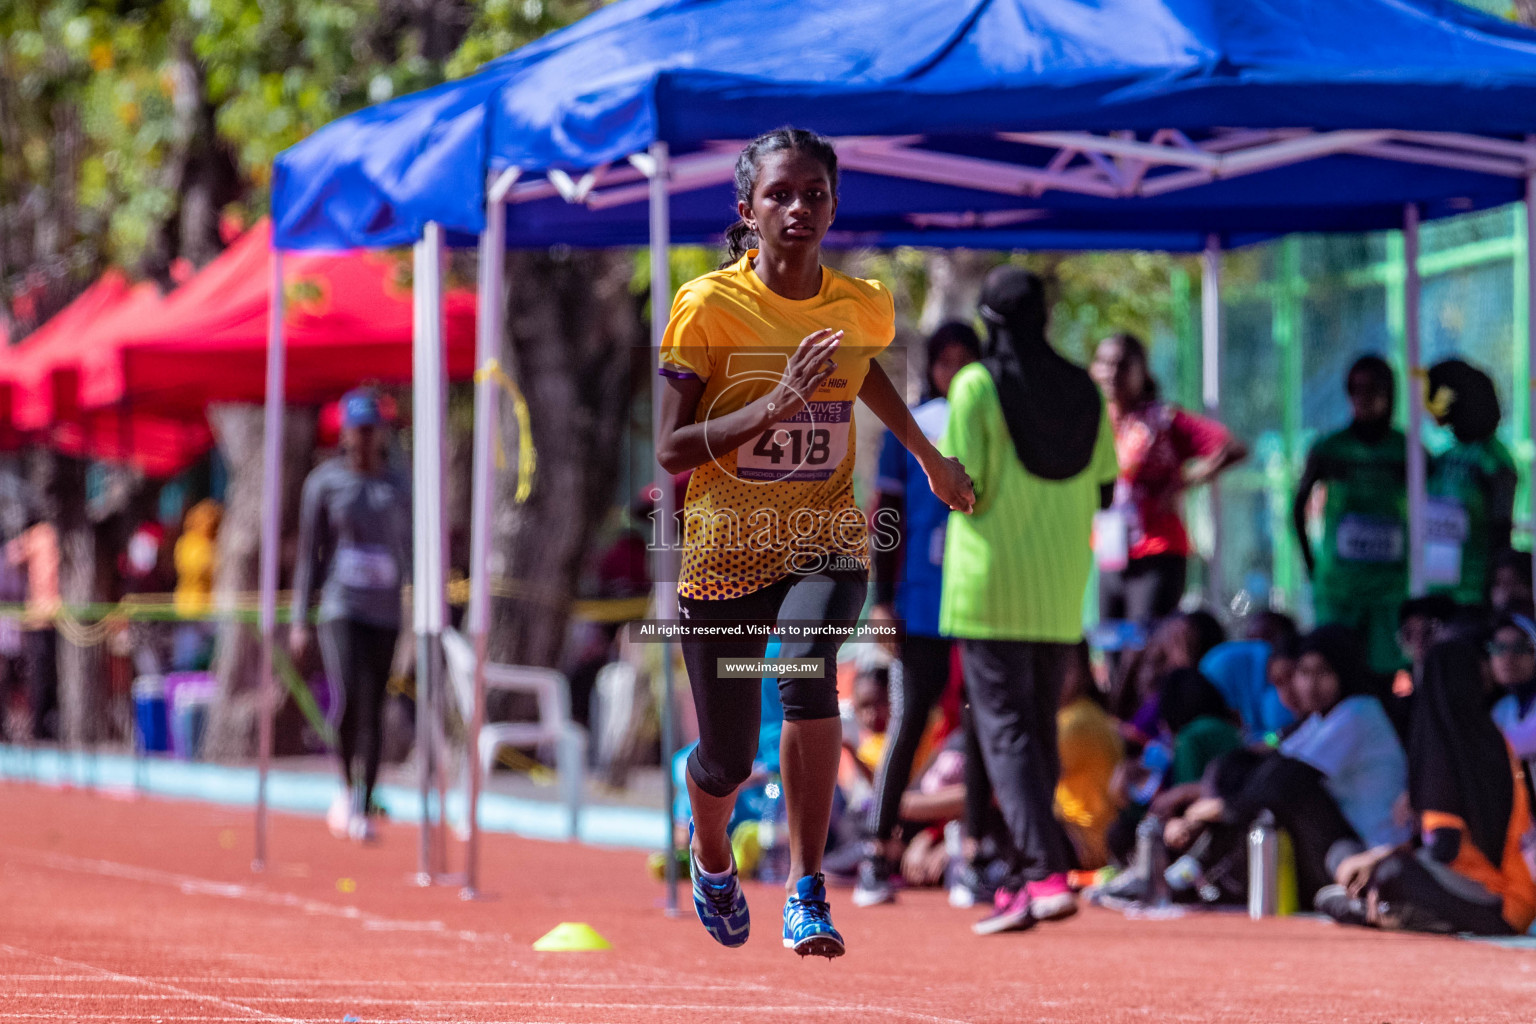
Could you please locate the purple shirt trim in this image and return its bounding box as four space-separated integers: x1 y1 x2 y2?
658 366 699 380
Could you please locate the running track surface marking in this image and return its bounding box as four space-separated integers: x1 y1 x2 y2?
2 782 1534 1022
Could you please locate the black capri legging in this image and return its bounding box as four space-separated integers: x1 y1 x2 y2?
319 618 397 813
680 570 867 799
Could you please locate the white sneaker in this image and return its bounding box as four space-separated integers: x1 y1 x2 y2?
327 794 351 839
348 813 378 844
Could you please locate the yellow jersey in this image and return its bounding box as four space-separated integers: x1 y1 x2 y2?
659 252 894 600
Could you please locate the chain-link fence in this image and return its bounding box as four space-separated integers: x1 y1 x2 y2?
1191 205 1528 621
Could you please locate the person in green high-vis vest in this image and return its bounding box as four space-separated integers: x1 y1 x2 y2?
1424 359 1517 609
1293 356 1413 674
940 267 1119 936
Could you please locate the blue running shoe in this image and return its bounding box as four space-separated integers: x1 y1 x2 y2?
689 823 750 948
782 873 845 958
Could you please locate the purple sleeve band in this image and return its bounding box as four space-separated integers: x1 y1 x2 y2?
658 366 699 380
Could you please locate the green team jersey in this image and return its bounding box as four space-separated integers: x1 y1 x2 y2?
939 363 1119 643
1308 426 1410 601
1427 436 1517 606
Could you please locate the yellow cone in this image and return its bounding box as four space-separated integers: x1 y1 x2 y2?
532 922 612 952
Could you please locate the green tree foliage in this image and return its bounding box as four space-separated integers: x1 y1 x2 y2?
1 0 600 339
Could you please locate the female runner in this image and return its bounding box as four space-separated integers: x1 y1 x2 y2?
657 128 974 958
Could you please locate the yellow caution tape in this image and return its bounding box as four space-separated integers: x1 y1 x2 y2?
473 358 536 503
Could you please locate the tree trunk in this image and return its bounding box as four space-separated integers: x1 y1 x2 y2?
488 250 639 669
143 38 239 286
202 404 316 760
913 249 995 402
38 450 111 745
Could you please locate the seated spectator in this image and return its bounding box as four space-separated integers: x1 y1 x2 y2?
1246 609 1300 651
1321 639 1535 936
1103 668 1239 867
1114 609 1228 743
1491 549 1535 619
1055 645 1124 870
1489 613 1536 793
1393 594 1459 698
1160 669 1244 789
1164 625 1409 904
844 664 895 784
1201 636 1298 744
172 500 221 672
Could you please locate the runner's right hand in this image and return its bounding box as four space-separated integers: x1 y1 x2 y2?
765 329 841 422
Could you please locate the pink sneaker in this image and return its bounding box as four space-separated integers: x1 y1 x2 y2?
1025 874 1078 922
972 887 1034 935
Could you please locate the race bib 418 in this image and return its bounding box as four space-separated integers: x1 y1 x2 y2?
736 401 852 483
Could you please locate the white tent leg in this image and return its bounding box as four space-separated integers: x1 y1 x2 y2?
411 224 448 883
1201 234 1224 607
254 249 286 872
464 185 510 898
647 140 681 917
1404 203 1427 597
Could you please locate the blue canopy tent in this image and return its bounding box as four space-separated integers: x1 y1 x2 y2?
261 0 1536 896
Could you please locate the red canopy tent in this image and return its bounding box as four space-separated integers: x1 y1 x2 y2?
2 274 213 477
78 219 478 418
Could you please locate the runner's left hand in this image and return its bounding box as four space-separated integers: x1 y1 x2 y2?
926 456 975 513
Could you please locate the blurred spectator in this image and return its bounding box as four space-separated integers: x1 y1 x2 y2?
1488 613 1536 800
1394 594 1459 701
1424 359 1516 607
1200 635 1298 744
1159 669 1244 790
1321 639 1534 936
1293 356 1410 674
1090 331 1246 662
0 526 24 737
1054 643 1123 870
172 500 222 672
942 267 1118 934
1104 667 1241 873
1489 549 1534 619
121 515 173 677
845 664 894 782
1114 609 1228 742
858 321 980 908
290 389 411 844
7 518 59 741
1164 625 1409 905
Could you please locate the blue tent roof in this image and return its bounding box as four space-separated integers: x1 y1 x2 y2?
273 0 1536 251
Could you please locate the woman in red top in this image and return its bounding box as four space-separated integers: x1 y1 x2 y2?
1090 333 1246 630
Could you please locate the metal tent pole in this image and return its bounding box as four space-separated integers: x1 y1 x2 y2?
411 230 438 884
463 178 512 899
647 140 681 917
1404 203 1427 598
1201 234 1224 606
254 249 286 872
426 222 452 878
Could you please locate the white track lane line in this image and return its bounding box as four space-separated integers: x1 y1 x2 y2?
3 852 975 1024
2 976 697 990
2 850 509 945
0 945 302 1023
2 993 889 1013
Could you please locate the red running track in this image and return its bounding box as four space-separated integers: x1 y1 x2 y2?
2 781 1534 1023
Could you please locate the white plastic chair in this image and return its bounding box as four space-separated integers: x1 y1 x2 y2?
440 627 586 838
